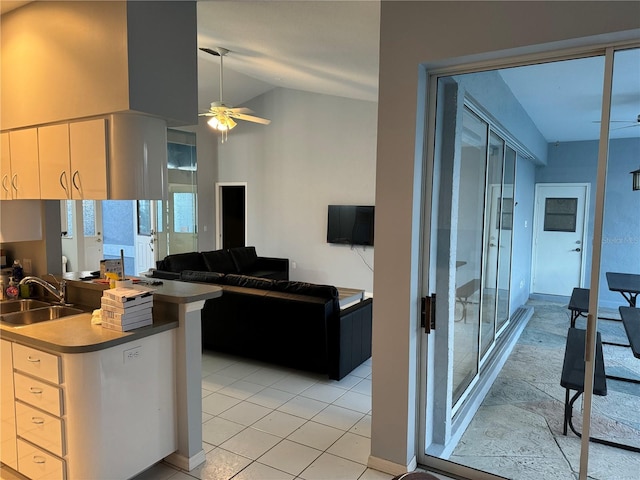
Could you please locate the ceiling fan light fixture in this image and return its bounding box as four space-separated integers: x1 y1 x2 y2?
207 115 237 131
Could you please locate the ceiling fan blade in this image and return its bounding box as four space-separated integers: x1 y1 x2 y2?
612 123 640 130
227 107 254 114
230 113 271 125
198 112 215 117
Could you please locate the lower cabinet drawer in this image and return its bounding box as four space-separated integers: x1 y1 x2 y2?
15 402 64 457
13 344 61 385
14 372 63 416
17 439 66 480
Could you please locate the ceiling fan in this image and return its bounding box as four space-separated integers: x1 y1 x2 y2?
593 113 640 130
199 47 271 140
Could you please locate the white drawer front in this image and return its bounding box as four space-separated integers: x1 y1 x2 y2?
13 344 61 384
17 438 66 480
16 402 64 457
14 372 63 416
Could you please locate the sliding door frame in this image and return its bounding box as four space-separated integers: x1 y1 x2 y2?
417 39 640 479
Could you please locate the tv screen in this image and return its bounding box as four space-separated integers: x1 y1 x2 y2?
327 205 375 246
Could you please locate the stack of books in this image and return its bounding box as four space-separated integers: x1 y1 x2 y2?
101 286 153 332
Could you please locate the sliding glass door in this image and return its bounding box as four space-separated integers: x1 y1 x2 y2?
421 43 639 480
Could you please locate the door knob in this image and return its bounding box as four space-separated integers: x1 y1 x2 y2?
573 248 581 252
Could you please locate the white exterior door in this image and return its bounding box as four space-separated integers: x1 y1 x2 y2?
135 201 157 274
82 200 103 271
532 183 589 296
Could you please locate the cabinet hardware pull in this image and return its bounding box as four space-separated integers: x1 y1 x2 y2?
33 455 46 464
72 170 80 191
31 416 45 424
1 174 8 192
59 171 69 195
27 356 40 363
29 387 43 394
11 174 17 191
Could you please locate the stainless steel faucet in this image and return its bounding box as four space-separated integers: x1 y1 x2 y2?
18 276 68 305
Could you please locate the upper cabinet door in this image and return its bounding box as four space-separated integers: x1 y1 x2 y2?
0 133 12 200
8 129 40 199
69 119 108 199
39 123 71 199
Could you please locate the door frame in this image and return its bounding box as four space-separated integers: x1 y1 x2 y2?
417 41 633 479
215 182 247 250
531 182 590 294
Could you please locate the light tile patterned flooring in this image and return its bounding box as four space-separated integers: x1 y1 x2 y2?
146 352 453 480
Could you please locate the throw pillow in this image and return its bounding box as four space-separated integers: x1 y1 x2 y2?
229 246 258 273
225 274 275 290
180 270 225 284
164 252 207 272
202 249 237 273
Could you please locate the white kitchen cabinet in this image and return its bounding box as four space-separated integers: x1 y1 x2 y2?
62 329 176 479
7 128 41 199
2 328 176 480
1 132 12 200
39 120 108 200
1 339 17 470
68 119 108 199
108 113 167 200
38 123 71 199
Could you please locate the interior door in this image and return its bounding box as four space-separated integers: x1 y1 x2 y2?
531 183 588 296
216 183 247 250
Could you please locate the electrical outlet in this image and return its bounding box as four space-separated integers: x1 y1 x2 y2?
124 345 142 364
22 259 32 273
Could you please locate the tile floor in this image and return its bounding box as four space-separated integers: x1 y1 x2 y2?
128 353 451 480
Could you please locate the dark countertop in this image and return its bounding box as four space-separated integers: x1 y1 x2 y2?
0 277 222 354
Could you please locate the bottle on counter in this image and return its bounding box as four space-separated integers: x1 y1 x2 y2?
0 276 5 301
11 260 23 282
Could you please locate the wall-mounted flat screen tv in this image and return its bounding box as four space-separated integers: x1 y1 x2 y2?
327 205 375 246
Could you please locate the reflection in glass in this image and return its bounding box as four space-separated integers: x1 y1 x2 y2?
137 200 152 236
82 200 96 236
480 132 504 357
496 146 516 331
452 108 487 405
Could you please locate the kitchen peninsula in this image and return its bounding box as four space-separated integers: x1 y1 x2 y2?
0 277 222 479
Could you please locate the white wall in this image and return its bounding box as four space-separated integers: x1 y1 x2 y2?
217 88 377 292
373 1 640 473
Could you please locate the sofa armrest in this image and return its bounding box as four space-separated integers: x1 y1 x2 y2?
328 298 373 380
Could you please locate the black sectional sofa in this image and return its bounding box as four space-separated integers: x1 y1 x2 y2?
151 246 289 281
160 268 373 380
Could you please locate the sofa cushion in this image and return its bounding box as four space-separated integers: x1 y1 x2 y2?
180 270 226 284
229 247 258 273
202 249 237 274
163 252 207 273
224 274 275 290
273 280 338 301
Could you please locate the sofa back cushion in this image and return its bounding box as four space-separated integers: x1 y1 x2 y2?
273 280 338 301
163 252 206 273
224 273 275 290
181 270 226 284
202 249 237 274
229 246 258 273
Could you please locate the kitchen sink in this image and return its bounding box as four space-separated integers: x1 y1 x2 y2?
0 305 83 326
0 299 52 314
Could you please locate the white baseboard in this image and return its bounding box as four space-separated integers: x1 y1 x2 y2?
164 449 206 471
367 454 417 476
